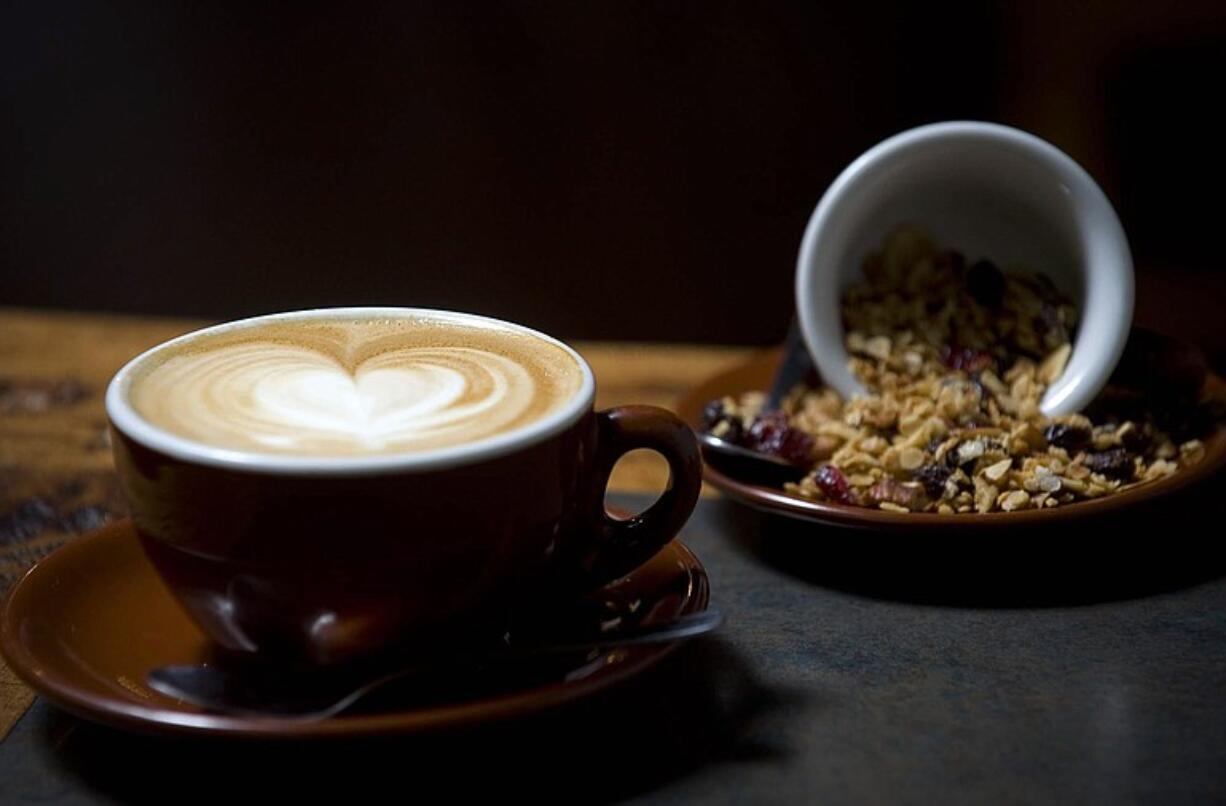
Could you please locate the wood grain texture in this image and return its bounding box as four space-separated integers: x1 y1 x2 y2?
0 307 753 738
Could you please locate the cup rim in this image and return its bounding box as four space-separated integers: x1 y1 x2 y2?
795 119 1134 417
105 306 597 476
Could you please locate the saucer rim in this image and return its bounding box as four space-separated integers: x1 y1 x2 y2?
1 519 709 738
678 347 1226 532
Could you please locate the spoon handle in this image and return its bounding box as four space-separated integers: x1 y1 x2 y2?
506 608 723 656
146 608 723 719
766 319 815 410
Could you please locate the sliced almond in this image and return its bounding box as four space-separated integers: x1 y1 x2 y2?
998 490 1031 512
983 458 1012 482
864 335 892 360
1038 343 1072 384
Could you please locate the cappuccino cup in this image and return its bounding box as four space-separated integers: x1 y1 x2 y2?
106 308 702 665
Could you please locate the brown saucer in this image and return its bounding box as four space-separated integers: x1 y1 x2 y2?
0 518 709 738
677 348 1226 532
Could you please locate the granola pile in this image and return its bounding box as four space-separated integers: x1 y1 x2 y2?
703 228 1207 514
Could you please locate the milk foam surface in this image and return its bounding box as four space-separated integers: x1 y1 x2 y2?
128 317 585 456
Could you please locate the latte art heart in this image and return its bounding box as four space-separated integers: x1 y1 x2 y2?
256 366 469 443
127 319 584 456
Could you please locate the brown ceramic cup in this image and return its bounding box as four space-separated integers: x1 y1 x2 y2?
105 308 702 666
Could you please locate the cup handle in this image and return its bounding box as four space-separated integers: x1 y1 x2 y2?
581 405 702 587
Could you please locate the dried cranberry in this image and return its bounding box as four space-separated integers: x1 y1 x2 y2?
913 464 953 499
745 410 814 466
942 344 995 374
813 464 855 505
1082 448 1135 480
966 259 1006 309
1043 423 1091 451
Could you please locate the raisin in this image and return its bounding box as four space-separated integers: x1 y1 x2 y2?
942 344 995 374
1082 448 1135 480
701 399 744 444
745 410 814 465
1043 423 1091 451
913 464 953 499
813 464 855 505
1120 423 1154 453
966 259 1005 309
1036 304 1066 339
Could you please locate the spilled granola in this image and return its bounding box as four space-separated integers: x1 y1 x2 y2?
702 227 1208 514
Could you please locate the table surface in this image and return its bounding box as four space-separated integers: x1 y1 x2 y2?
3 308 1226 804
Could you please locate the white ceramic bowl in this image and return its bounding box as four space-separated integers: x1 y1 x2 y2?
795 121 1133 416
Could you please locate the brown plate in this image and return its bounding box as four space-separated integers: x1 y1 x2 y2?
677 348 1226 531
0 518 709 738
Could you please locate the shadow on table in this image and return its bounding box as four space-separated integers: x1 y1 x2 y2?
36 637 804 804
717 478 1226 608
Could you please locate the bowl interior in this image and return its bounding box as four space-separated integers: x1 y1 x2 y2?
818 137 1088 301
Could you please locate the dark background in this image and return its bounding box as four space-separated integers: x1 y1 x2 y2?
2 1 1224 354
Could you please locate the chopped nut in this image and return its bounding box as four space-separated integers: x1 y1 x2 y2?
980 371 1009 398
1059 477 1088 494
898 446 926 471
973 478 998 514
956 439 986 465
859 435 889 455
998 490 1030 511
983 458 1012 482
1038 343 1071 384
864 335 892 360
1034 468 1062 493
1180 440 1205 464
1143 460 1178 481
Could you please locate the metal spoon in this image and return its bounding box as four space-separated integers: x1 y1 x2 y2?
697 319 814 483
147 608 723 720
